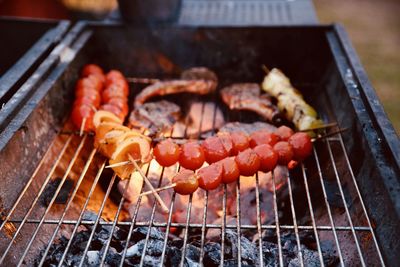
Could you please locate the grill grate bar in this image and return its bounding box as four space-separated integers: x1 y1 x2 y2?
286 173 304 267
37 148 97 266
99 171 135 267
271 171 284 267
138 164 166 267
312 147 345 266
255 173 264 267
198 191 209 265
57 160 107 266
0 135 74 264
326 138 366 266
235 180 242 267
338 134 386 266
18 135 88 266
5 219 373 231
301 163 325 266
179 194 194 267
0 136 62 232
78 173 117 267
118 163 149 266
220 184 227 267
159 192 177 265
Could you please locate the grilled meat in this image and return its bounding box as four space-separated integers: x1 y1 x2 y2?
220 83 282 124
181 67 218 86
218 121 277 135
128 100 181 136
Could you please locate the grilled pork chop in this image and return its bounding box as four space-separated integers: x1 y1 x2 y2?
134 67 218 107
128 100 181 136
220 83 282 124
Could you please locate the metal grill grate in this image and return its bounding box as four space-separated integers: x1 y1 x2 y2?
0 85 385 266
178 0 318 26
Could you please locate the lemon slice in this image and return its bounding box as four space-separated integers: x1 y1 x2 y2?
93 110 123 128
94 122 130 149
98 130 126 157
109 137 151 179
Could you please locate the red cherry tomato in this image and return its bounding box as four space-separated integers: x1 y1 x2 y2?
218 133 234 156
249 131 280 148
75 75 103 92
219 157 240 184
273 141 294 165
288 132 313 161
230 132 250 155
172 170 199 195
107 97 129 117
198 163 223 190
73 96 100 109
106 70 125 82
75 88 100 107
275 126 294 141
100 104 125 121
153 139 180 167
102 86 128 103
71 104 95 131
253 144 278 173
235 148 261 176
179 142 205 170
105 79 129 96
81 64 104 77
202 136 229 164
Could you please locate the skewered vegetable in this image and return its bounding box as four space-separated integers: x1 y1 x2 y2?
261 68 323 132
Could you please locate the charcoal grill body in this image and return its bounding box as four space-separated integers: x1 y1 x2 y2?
0 22 399 265
0 17 69 106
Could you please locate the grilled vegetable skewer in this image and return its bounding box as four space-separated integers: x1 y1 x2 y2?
261 68 324 132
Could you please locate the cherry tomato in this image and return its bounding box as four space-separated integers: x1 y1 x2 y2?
273 141 294 165
75 88 101 108
198 163 223 190
202 136 229 164
249 130 280 148
107 97 129 117
179 142 205 170
71 104 95 131
235 148 260 176
218 133 234 156
75 75 103 92
219 157 240 184
253 144 278 172
230 132 250 155
172 170 199 195
73 96 100 109
100 104 125 121
105 79 129 96
81 64 104 77
106 70 125 82
153 138 180 167
102 86 128 103
288 132 313 161
275 126 294 141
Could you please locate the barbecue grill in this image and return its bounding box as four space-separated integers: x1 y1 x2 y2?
0 20 399 267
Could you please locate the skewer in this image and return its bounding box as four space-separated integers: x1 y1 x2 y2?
128 154 169 213
138 183 177 197
261 64 270 74
79 118 87 137
105 160 132 168
300 122 338 132
312 128 348 143
126 77 160 84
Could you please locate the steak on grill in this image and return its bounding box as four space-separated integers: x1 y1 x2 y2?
220 83 283 124
128 100 181 136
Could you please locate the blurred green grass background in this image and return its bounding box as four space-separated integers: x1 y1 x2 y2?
315 0 400 134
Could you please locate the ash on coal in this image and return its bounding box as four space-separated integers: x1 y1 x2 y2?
37 212 337 266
